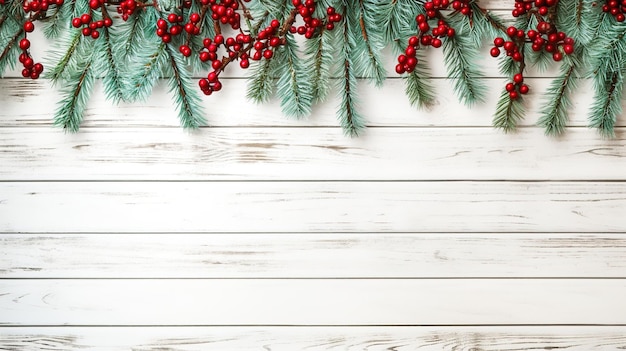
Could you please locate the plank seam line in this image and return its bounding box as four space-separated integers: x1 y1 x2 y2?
3 231 625 235
2 180 626 183
0 125 619 129
2 324 626 328
2 231 625 234
2 277 626 280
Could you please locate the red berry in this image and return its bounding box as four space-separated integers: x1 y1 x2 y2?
23 21 35 32
490 47 500 57
81 13 92 24
19 38 30 50
72 17 82 27
513 73 523 83
509 91 519 100
563 44 574 55
506 26 517 37
263 49 273 59
519 84 529 94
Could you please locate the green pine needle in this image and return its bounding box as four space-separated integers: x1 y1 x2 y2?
246 57 278 103
164 45 206 129
348 0 386 87
382 0 420 42
304 27 335 102
336 1 365 137
538 59 580 136
54 62 95 132
275 34 313 118
499 17 530 76
0 20 23 76
493 88 525 132
442 34 486 106
41 0 74 39
589 71 623 138
93 27 125 103
556 0 598 46
45 29 89 83
125 41 169 102
468 4 507 47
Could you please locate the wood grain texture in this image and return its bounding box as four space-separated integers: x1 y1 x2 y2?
1 279 625 325
0 127 624 181
1 78 620 128
2 326 626 350
1 182 625 233
2 233 626 278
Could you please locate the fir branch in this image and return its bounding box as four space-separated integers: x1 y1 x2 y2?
556 0 597 46
442 28 486 106
54 62 95 132
396 42 435 108
164 44 206 129
45 29 88 83
304 26 335 102
275 34 313 118
113 8 147 63
124 12 169 103
589 71 623 137
382 0 420 42
498 16 530 76
41 0 74 39
336 1 365 137
348 0 386 86
468 4 507 47
0 22 23 75
246 56 277 103
493 88 525 132
93 26 125 103
537 58 579 136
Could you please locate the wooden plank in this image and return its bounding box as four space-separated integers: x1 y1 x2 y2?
2 233 626 278
0 78 614 128
1 182 625 233
0 127 624 181
2 326 626 350
0 279 625 325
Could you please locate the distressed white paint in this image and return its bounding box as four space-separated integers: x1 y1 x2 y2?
2 233 626 278
2 5 626 347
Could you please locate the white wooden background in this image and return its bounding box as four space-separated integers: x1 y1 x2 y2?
2 3 626 349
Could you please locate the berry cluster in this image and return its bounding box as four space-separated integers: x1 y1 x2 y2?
423 0 473 18
209 0 242 30
117 0 140 21
602 0 626 22
71 0 113 39
289 0 342 37
395 0 471 74
156 14 185 43
22 0 64 12
157 0 340 96
72 13 113 39
18 36 43 79
489 0 575 100
504 73 529 100
17 0 65 79
512 0 557 17
490 25 574 61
